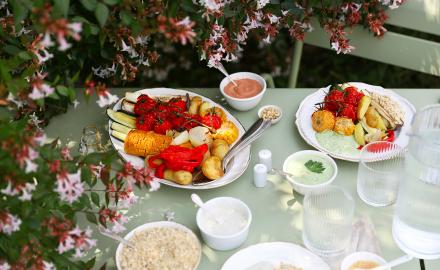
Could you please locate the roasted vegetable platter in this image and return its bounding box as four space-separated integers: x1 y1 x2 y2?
295 82 416 162
108 88 250 190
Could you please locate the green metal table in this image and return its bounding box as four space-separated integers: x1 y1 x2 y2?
45 88 440 270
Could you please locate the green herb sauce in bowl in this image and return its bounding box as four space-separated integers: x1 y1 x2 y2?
282 150 338 195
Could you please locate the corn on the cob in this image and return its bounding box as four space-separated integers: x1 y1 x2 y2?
124 130 172 157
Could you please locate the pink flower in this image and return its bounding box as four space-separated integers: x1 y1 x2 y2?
57 226 96 257
0 262 11 270
1 182 19 196
28 72 54 100
118 191 138 208
25 159 38 173
109 215 128 234
121 39 139 58
33 132 47 146
257 0 270 9
57 34 71 51
149 179 161 191
0 212 21 235
54 170 84 204
60 147 73 161
43 261 55 270
18 183 36 201
96 90 119 108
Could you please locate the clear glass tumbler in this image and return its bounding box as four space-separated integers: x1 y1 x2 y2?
357 141 405 207
302 186 355 257
79 124 102 154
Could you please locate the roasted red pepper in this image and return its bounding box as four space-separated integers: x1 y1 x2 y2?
155 164 166 178
148 144 208 175
385 130 395 142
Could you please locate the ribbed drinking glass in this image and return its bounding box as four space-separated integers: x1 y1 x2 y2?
357 141 405 207
302 186 355 257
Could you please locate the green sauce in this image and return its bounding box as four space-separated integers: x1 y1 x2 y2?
285 154 334 185
315 130 360 156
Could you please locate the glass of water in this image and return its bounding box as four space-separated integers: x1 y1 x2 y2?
357 141 405 207
79 124 102 154
302 186 355 257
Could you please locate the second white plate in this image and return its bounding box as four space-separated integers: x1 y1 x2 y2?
221 242 330 270
295 82 416 162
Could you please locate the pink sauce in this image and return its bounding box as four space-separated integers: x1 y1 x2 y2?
224 79 262 99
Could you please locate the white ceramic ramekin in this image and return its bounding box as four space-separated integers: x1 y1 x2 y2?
282 150 338 195
340 252 389 270
219 72 267 111
196 197 252 251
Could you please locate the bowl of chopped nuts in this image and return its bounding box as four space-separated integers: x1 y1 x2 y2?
258 105 282 124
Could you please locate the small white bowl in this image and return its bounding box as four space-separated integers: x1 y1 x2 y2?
115 221 201 270
341 252 389 270
258 105 283 124
282 150 338 195
220 72 267 111
196 197 252 251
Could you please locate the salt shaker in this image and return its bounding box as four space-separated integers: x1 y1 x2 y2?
253 163 268 188
258 149 272 171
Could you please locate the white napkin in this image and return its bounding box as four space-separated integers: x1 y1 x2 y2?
322 215 382 270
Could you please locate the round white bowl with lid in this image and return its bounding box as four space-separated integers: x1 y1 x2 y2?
196 197 252 251
220 72 267 111
340 252 389 270
282 150 338 195
115 221 201 270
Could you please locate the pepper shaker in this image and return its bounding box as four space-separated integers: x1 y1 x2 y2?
253 163 268 188
258 149 272 171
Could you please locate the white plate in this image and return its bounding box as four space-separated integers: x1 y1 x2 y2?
221 242 331 270
115 221 201 270
109 88 250 189
295 82 416 162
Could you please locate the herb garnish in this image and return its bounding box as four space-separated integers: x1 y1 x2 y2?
304 160 325 174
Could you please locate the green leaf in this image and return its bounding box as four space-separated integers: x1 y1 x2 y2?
18 51 32 60
80 0 97 11
3 45 22 55
56 85 69 96
85 257 96 269
103 0 119 5
86 212 98 225
68 88 77 101
95 3 109 28
54 0 70 17
304 160 325 174
119 10 132 25
91 192 100 206
9 0 30 27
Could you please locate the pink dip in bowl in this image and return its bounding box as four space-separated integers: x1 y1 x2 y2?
224 79 263 99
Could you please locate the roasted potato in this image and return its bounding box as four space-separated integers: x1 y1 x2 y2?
212 139 228 148
311 110 336 132
211 139 229 160
163 169 175 181
365 106 379 128
202 156 224 180
173 170 193 185
354 123 366 146
189 96 202 115
333 117 355 136
199 101 214 117
357 95 371 120
212 107 227 122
